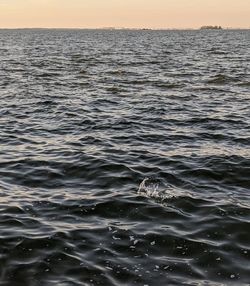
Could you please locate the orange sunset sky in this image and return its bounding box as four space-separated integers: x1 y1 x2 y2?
0 0 249 29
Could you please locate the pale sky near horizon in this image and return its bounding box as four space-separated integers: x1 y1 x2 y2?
0 0 249 29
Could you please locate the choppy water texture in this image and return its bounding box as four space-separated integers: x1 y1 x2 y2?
0 29 250 286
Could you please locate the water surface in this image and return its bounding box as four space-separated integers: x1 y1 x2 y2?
0 29 249 286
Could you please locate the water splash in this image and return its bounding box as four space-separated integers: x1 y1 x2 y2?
138 177 181 200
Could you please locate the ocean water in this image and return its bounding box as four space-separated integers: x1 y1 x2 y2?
0 29 249 286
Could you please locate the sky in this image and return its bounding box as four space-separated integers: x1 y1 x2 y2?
0 0 249 29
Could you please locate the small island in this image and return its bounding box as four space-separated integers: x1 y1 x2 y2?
200 25 223 30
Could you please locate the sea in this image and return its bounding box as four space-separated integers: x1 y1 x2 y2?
0 29 249 286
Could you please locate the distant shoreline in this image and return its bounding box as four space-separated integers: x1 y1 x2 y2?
0 27 249 31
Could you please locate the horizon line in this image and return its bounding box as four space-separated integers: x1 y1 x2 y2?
0 26 249 30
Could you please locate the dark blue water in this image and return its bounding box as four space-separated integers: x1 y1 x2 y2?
0 29 250 286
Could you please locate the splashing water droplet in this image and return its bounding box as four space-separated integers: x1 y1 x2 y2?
138 177 184 200
138 178 162 198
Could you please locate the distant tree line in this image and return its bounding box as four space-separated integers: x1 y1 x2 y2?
200 26 222 30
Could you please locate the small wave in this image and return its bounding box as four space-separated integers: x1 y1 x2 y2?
237 81 250 87
208 49 228 55
106 69 128 76
35 72 61 78
153 81 184 89
206 74 238 85
79 69 88 75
